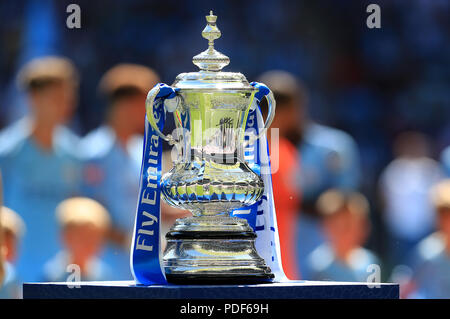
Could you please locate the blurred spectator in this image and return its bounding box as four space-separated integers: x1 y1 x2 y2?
405 180 450 298
43 197 112 282
80 64 159 279
0 0 446 295
0 206 24 298
0 56 82 282
379 131 444 269
258 70 361 279
308 189 379 282
259 71 361 208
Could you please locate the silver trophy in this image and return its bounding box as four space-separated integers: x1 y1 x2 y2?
146 12 276 283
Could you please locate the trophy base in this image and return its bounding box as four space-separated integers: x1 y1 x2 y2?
165 273 274 285
163 216 274 284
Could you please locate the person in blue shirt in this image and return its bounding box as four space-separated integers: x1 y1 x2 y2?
0 56 82 282
308 189 379 282
257 70 362 279
379 132 443 270
405 180 450 299
42 197 112 282
80 64 160 280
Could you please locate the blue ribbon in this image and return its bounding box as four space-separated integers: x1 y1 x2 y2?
130 84 177 285
251 82 270 102
229 107 259 228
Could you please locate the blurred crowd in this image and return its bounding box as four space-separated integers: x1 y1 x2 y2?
0 0 449 299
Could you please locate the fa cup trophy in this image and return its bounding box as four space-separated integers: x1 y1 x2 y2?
140 12 276 283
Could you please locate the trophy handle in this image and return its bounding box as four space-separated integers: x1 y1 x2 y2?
146 83 179 145
247 82 276 145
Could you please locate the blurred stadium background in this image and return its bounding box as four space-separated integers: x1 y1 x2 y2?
0 0 449 298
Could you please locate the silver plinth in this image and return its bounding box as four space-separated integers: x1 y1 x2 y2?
164 217 273 283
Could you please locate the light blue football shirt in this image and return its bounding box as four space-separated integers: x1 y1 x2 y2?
299 122 361 201
0 118 83 282
42 251 113 282
410 232 450 299
308 243 380 282
79 125 143 280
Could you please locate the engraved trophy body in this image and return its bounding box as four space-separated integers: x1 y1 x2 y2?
146 12 276 283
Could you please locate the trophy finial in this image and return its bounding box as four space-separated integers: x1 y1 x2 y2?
193 11 230 71
202 11 220 48
206 10 216 23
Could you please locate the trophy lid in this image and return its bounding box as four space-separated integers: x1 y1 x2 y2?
172 11 255 91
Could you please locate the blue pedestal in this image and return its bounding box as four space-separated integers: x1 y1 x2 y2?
23 280 399 299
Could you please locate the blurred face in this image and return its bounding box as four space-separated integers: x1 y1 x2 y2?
267 95 305 145
63 223 106 262
323 209 368 252
271 103 300 138
30 81 77 125
113 92 147 135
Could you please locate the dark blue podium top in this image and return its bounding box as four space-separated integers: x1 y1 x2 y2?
23 280 399 299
